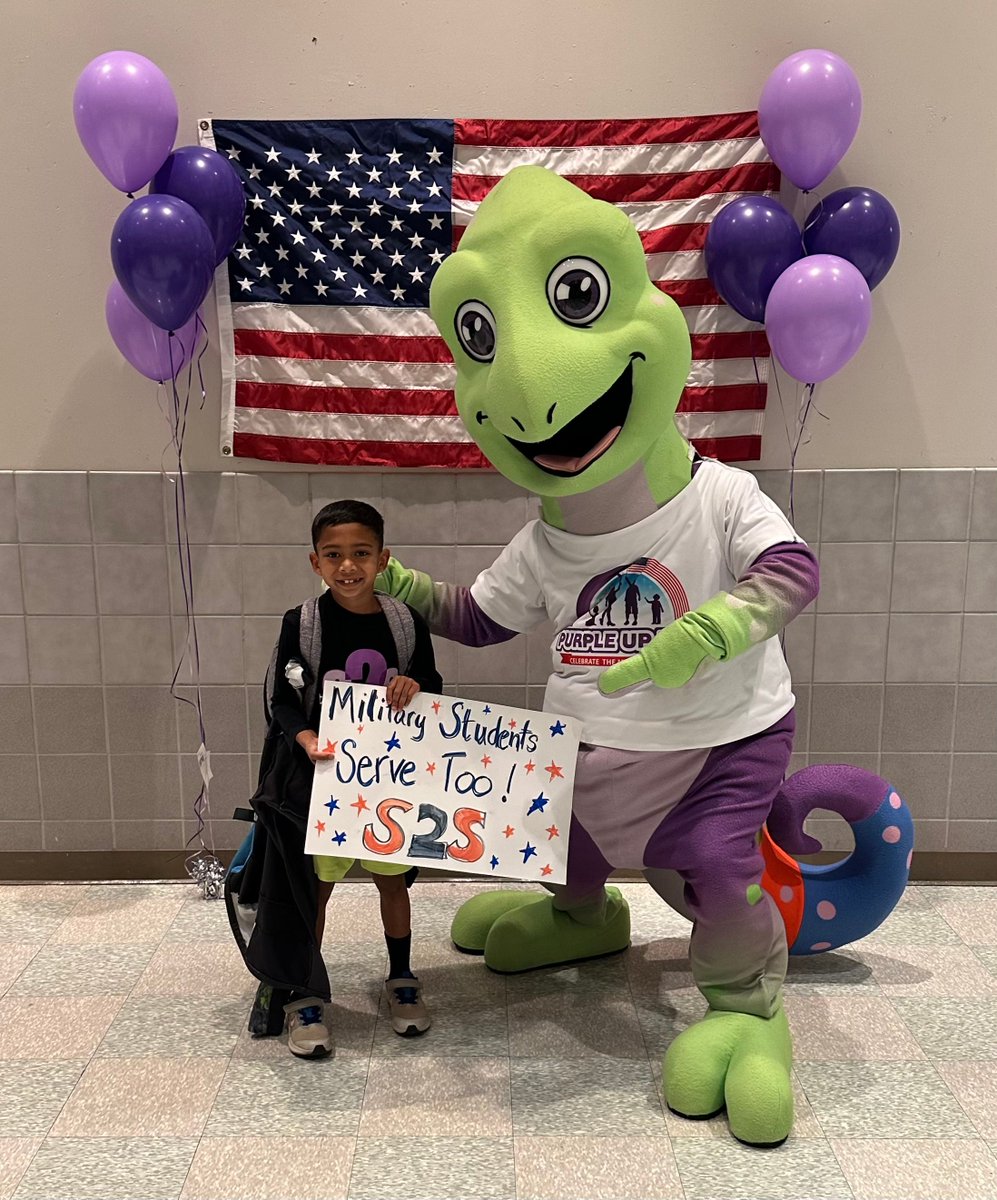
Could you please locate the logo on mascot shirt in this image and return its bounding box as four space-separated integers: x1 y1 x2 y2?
555 558 689 667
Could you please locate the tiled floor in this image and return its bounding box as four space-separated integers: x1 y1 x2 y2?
2 882 997 1199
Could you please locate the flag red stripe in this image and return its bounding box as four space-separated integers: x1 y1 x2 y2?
639 224 708 253
690 331 769 360
655 278 725 307
679 384 768 413
235 381 459 416
454 113 760 148
234 328 454 364
691 434 762 462
452 163 779 204
232 432 491 469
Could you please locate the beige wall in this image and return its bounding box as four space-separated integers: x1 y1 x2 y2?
4 0 993 471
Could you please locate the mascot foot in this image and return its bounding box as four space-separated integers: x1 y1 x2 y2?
475 887 630 973
451 891 542 954
663 1006 794 1147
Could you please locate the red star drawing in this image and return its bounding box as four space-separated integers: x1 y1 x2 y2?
351 795 369 814
524 760 536 774
323 740 337 755
314 820 326 835
356 725 364 734
503 825 515 838
426 762 436 775
431 700 441 714
544 761 564 781
509 719 517 729
546 824 559 840
540 864 553 877
481 754 492 768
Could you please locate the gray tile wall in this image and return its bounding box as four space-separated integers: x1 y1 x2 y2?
0 468 994 860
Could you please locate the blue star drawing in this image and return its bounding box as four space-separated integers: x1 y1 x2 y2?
520 842 537 863
483 705 492 714
385 733 402 752
490 855 499 870
549 720 566 737
527 792 550 815
325 797 340 814
332 831 347 846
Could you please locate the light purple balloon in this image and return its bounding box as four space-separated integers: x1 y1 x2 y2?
764 255 871 383
105 280 204 382
759 49 862 191
74 51 178 193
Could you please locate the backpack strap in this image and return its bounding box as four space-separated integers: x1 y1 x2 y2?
376 593 416 677
298 595 323 718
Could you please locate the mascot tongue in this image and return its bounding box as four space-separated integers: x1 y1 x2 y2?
533 426 622 474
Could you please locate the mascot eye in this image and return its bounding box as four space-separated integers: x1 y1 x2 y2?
546 258 610 325
454 301 497 362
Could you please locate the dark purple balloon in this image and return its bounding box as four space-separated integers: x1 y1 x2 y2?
151 146 247 265
803 187 900 290
705 196 803 322
111 195 216 331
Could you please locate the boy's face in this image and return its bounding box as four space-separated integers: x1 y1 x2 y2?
310 522 390 607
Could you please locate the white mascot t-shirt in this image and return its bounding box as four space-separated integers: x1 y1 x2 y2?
471 460 801 751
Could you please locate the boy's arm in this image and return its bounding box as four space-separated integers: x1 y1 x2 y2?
270 608 312 745
405 609 444 693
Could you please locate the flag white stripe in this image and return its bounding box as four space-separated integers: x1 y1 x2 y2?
234 407 474 443
452 190 778 231
645 249 713 282
234 353 764 392
233 303 440 337
454 137 770 178
676 409 764 440
682 306 760 335
235 354 456 389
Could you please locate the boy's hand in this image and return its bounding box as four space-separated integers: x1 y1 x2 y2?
295 730 336 763
386 675 420 711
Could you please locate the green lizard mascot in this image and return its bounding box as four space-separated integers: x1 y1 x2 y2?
380 165 912 1146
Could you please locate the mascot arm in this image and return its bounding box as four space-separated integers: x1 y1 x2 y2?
377 556 518 647
599 542 819 693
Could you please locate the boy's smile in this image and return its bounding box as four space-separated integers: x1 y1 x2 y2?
310 522 390 613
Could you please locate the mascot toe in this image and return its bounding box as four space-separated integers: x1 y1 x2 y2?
378 165 912 1147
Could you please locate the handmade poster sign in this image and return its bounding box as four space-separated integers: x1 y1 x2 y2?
304 683 580 883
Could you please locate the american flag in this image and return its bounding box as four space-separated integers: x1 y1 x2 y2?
202 116 778 469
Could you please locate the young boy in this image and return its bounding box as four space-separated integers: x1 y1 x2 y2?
262 499 442 1058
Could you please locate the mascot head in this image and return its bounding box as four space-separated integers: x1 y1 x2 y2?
430 165 693 497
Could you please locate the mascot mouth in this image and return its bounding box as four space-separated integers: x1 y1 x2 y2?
506 354 643 477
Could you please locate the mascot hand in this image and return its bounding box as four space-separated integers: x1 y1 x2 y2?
375 557 435 615
599 619 711 694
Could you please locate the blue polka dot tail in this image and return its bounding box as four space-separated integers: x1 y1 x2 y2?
760 764 914 957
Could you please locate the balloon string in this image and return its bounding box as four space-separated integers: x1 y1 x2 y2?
194 312 209 409
164 334 217 873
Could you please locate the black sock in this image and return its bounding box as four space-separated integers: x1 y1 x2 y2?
385 932 413 979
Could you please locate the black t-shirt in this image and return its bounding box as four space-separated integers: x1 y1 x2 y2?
271 590 443 746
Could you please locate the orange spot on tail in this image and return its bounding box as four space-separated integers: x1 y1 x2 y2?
759 825 805 948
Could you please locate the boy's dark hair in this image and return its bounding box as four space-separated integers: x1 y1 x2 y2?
310 500 385 550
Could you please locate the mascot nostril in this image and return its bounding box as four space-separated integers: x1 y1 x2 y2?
381 164 911 1148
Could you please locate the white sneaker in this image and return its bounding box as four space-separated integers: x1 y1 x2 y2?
285 998 332 1059
385 975 431 1037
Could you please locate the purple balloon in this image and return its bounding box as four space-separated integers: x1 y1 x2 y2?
152 146 247 265
764 255 871 383
73 51 178 193
759 50 862 191
804 187 900 290
111 195 216 331
705 196 803 322
105 281 204 382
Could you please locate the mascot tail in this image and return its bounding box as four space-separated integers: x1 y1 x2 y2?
759 764 914 957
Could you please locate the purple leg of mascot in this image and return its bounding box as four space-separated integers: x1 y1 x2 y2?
379 166 912 1146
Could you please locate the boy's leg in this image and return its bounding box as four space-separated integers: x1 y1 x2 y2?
367 863 431 1037
315 878 335 945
